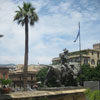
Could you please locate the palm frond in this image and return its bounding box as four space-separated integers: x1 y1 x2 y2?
18 6 23 11
27 3 32 10
13 14 20 21
31 7 35 11
15 10 20 13
21 20 25 26
17 19 24 25
14 2 39 26
30 7 35 14
32 12 39 21
29 16 34 25
30 19 34 25
14 12 23 21
23 2 28 12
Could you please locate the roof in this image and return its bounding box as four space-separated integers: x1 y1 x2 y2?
52 57 61 61
93 43 100 45
69 55 90 58
9 64 48 74
69 49 100 56
0 65 11 69
52 48 100 61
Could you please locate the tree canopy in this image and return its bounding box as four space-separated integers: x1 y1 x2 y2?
14 2 38 26
77 64 100 83
36 67 48 87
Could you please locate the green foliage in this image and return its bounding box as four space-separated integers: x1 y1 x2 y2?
77 64 100 83
46 73 59 87
85 89 100 100
14 2 39 26
36 67 48 87
77 64 91 82
0 79 12 87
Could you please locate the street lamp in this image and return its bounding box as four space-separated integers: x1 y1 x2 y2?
0 35 3 38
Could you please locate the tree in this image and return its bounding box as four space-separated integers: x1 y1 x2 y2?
77 64 92 82
36 67 59 87
36 67 48 87
77 64 100 85
14 2 38 91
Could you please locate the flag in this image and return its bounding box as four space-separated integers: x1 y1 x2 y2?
74 22 80 42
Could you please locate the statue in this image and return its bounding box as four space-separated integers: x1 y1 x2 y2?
59 48 69 64
43 48 80 87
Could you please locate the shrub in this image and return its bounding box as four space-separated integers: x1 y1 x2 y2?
0 79 12 88
85 89 100 100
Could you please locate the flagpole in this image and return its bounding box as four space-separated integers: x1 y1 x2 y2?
79 22 83 86
73 22 82 67
79 22 82 67
74 22 82 86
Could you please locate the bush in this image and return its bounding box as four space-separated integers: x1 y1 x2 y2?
77 64 100 85
36 67 48 87
0 79 12 88
85 89 100 100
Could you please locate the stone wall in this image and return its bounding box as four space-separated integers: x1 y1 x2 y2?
84 81 100 90
42 93 85 100
0 88 86 100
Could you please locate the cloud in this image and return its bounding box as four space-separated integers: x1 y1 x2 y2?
0 0 100 64
48 1 71 14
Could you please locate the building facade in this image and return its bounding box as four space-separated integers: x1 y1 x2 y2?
9 72 36 89
9 64 47 89
52 44 100 67
93 43 100 50
0 66 10 79
68 49 100 67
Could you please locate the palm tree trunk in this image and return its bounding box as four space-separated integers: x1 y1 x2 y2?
23 16 28 91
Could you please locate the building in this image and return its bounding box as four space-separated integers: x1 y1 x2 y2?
0 65 11 79
93 43 100 50
52 44 100 67
68 49 100 67
9 64 47 89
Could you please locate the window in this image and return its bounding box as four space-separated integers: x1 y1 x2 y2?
3 73 5 79
84 58 88 64
19 76 21 80
92 51 94 55
31 75 33 80
97 53 99 58
91 59 95 65
75 58 80 62
97 60 100 65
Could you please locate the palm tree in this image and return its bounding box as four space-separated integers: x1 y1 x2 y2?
14 2 38 91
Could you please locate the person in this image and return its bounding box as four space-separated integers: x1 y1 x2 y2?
63 48 69 62
59 48 69 64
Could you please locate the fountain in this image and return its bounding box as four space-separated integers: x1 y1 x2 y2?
38 48 81 91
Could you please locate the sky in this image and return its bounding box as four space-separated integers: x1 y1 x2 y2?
0 0 100 65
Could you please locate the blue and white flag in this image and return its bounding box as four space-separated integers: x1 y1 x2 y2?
74 22 80 42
